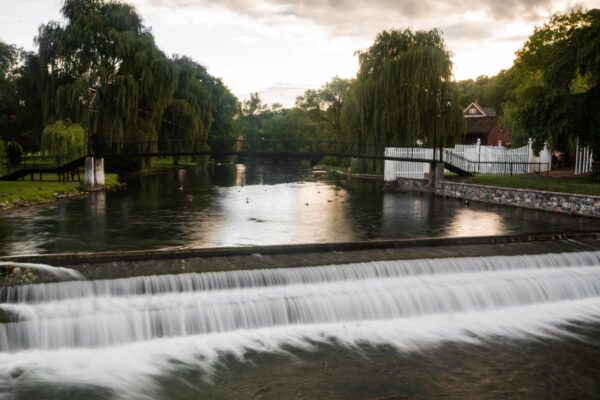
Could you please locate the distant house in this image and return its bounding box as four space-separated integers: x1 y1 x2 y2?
462 102 510 146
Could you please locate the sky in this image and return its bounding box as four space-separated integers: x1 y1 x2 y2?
0 0 598 106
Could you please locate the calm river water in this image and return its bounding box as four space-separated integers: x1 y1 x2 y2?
0 163 596 255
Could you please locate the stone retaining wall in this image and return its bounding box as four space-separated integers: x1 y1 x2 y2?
388 178 600 218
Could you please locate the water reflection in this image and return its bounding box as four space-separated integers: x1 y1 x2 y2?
445 208 505 237
0 164 596 255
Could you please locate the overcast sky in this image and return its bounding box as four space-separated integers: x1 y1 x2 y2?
0 0 598 106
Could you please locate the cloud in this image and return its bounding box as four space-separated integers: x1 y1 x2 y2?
142 0 565 38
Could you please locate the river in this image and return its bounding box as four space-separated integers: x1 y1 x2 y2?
0 164 595 255
1 163 600 399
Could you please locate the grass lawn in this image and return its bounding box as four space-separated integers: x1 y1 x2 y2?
312 164 348 173
0 173 121 207
150 157 199 168
466 175 600 196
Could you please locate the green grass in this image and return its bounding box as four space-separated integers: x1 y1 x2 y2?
312 164 348 173
466 175 600 196
0 173 121 207
131 157 203 177
150 157 199 168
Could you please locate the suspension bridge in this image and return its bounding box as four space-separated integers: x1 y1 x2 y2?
0 137 550 182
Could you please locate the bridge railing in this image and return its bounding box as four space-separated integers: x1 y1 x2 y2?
1 145 88 178
90 138 391 159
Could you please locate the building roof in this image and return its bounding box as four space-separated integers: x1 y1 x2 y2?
463 102 497 118
465 116 499 134
481 107 497 117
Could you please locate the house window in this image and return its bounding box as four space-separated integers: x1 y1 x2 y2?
469 108 477 115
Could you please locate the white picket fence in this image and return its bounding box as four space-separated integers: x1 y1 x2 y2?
575 142 594 175
384 148 433 181
384 139 551 181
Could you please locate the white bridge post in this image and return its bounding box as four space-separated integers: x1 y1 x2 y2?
84 157 105 187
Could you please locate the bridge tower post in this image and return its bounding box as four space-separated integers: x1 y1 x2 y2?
84 157 105 187
428 162 445 188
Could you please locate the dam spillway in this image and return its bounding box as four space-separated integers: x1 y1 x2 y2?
1 249 600 398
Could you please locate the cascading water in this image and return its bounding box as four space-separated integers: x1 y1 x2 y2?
1 251 600 398
0 262 83 281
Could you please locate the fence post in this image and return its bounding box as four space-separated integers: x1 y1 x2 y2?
527 138 534 174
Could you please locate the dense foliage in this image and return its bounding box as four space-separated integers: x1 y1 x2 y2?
457 9 599 153
343 29 464 147
2 1 597 168
0 0 237 166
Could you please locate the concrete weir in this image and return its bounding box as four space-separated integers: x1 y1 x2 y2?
1 232 599 283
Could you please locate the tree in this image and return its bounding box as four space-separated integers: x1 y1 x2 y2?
455 72 510 111
295 77 353 142
341 29 464 148
159 56 213 153
503 9 600 153
0 40 44 152
41 120 86 155
36 0 177 157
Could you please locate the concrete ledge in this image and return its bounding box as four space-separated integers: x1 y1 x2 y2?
1 231 599 266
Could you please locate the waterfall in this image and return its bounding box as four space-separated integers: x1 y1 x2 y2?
1 251 600 397
0 262 83 281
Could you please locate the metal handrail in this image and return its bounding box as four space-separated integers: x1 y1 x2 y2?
2 145 88 177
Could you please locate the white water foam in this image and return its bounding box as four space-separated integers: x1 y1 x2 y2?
0 251 600 398
0 262 83 281
2 251 599 303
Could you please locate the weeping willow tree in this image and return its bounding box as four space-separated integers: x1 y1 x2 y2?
159 56 214 154
41 120 86 155
342 29 464 148
36 0 177 161
34 0 236 169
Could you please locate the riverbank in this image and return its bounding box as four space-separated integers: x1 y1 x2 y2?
387 176 600 218
0 173 122 210
465 175 600 196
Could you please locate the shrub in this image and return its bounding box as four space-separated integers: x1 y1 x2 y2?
320 155 341 166
349 158 368 174
0 139 7 174
5 141 23 166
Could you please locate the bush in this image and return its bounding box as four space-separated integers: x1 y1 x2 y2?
320 155 341 166
5 141 23 166
349 158 368 174
0 140 7 174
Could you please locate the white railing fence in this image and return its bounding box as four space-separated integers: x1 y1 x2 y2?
384 148 433 181
575 141 594 175
384 138 551 181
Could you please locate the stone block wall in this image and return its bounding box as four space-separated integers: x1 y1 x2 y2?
436 181 600 217
388 177 600 218
385 178 432 194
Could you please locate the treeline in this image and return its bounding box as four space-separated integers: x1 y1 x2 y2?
0 0 237 166
456 9 599 153
235 29 465 172
236 8 599 162
1 2 597 171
